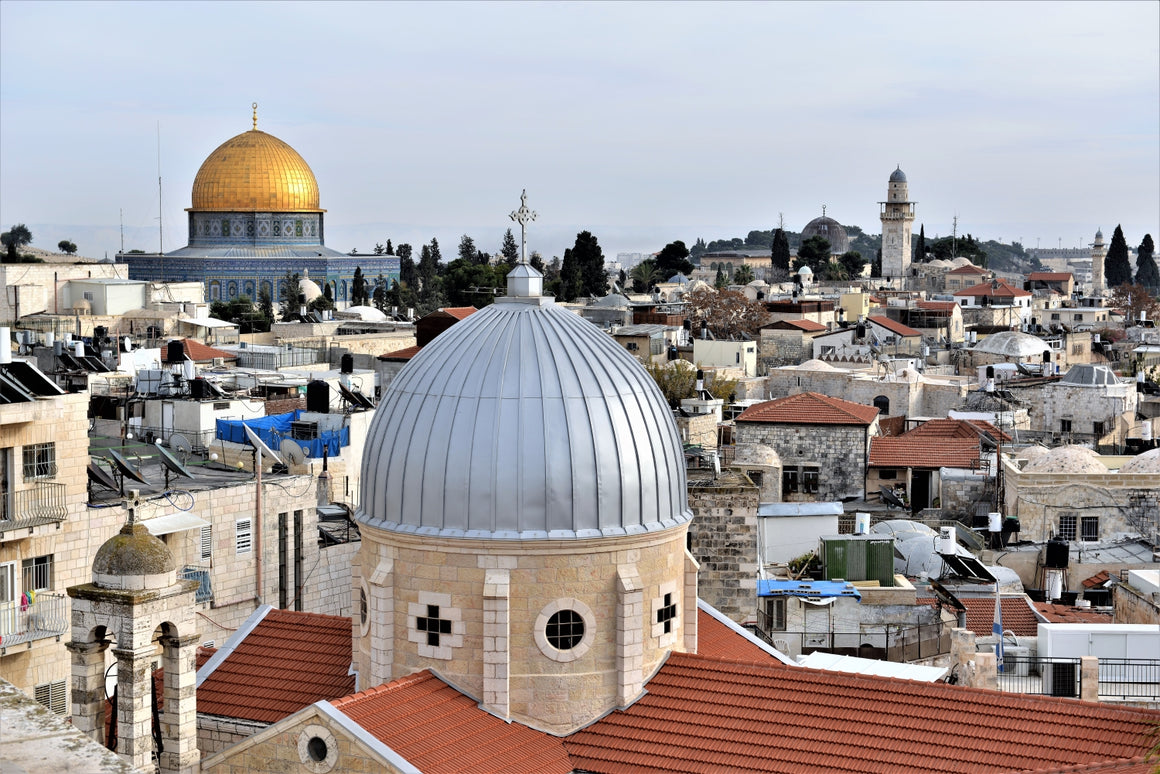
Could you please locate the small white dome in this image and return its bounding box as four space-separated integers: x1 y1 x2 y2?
337 305 387 322
298 277 323 302
1023 445 1105 475
732 443 781 468
1119 447 1160 475
798 266 813 275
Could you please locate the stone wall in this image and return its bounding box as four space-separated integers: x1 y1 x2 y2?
759 330 813 369
676 411 717 450
687 473 759 624
1039 382 1137 447
761 366 968 420
197 714 267 757
314 541 359 618
735 421 869 502
938 468 992 520
1113 579 1160 625
0 263 123 323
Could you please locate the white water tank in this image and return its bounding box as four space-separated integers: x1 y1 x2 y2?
938 526 956 554
1142 422 1153 443
74 341 85 357
988 511 1002 533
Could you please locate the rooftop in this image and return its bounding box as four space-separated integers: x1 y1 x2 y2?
955 279 1033 298
867 315 922 337
736 392 879 426
870 436 981 469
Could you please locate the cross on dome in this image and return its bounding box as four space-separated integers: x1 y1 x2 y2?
509 189 537 264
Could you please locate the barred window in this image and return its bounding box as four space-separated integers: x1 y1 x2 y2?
22 443 56 480
199 525 212 561
546 609 585 650
1080 516 1099 542
1058 514 1077 541
415 604 452 647
656 593 677 634
22 554 53 591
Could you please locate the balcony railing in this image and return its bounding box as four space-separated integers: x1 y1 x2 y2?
996 655 1160 700
0 482 69 537
755 617 950 663
0 593 69 651
178 566 213 604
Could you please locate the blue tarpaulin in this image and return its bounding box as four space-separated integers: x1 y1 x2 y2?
215 410 348 459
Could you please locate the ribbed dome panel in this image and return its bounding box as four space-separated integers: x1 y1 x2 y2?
191 130 321 212
358 301 691 539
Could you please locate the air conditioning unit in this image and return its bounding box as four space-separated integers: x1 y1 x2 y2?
290 421 318 440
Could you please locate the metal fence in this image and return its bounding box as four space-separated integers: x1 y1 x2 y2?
755 617 949 663
0 482 69 532
995 655 1160 700
0 593 69 649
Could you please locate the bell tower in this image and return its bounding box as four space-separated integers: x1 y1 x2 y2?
880 166 915 284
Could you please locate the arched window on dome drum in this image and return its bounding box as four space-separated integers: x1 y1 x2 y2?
227 281 238 299
210 281 221 301
261 280 273 300
243 281 255 299
340 280 348 301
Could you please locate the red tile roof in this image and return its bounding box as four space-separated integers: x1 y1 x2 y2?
736 392 879 426
695 606 781 664
943 596 1040 638
948 264 990 275
867 315 922 337
180 338 233 362
565 651 1160 774
905 418 1012 443
1028 272 1074 282
439 306 478 320
1082 570 1111 589
781 318 828 332
378 344 423 361
870 436 980 469
917 300 958 312
196 608 355 724
1011 756 1154 773
954 279 1033 298
1034 603 1113 625
332 670 572 774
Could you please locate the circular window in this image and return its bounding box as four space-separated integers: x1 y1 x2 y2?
546 609 584 650
534 599 594 663
357 580 371 638
307 737 328 762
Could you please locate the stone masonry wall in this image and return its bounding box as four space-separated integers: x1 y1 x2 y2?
736 421 869 501
688 474 759 624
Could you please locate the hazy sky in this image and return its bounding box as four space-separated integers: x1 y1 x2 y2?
2 1 1157 263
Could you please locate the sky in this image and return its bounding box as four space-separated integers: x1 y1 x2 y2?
1 1 1157 264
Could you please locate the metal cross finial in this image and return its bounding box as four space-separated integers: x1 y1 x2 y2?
822 204 827 218
252 102 258 130
509 189 537 264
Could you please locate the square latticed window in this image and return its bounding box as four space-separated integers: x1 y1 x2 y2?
1058 514 1077 541
656 592 677 634
1080 516 1099 542
22 443 56 480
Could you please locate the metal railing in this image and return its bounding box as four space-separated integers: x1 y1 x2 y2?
178 566 213 604
0 593 69 650
995 655 1160 700
755 616 949 662
0 482 69 535
1093 659 1160 700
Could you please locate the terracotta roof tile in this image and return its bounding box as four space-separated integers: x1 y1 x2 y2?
954 279 1033 298
948 264 990 275
782 318 828 332
695 607 781 663
379 344 423 361
565 652 1160 774
332 670 572 774
870 437 980 469
867 315 922 337
180 338 233 362
439 306 478 320
921 596 1039 638
1009 755 1153 773
905 418 1011 443
1033 603 1113 625
736 392 879 426
196 609 355 724
1082 570 1111 589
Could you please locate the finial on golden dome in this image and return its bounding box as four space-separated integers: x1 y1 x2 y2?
252 102 258 131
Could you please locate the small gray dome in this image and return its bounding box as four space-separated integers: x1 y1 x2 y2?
889 166 907 183
973 331 1052 358
358 297 691 539
92 522 176 590
1023 445 1105 475
800 216 849 255
1119 447 1160 475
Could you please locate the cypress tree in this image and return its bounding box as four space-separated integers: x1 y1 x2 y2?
913 224 926 263
1136 234 1158 289
1105 225 1133 288
770 228 791 273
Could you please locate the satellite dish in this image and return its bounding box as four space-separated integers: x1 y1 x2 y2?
280 439 308 466
243 424 283 466
155 442 195 480
104 662 117 700
87 463 120 492
169 433 193 456
107 448 150 485
879 486 906 510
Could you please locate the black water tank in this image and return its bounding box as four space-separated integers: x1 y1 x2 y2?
340 353 354 374
986 365 995 379
306 380 330 414
1045 537 1070 568
94 325 107 341
1043 351 1051 364
166 340 184 364
190 378 207 400
856 323 866 339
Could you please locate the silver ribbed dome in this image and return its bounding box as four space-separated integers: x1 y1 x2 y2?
358 297 691 539
800 216 849 255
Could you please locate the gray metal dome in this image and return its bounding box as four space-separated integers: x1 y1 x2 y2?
358 296 691 539
889 166 907 183
800 216 849 255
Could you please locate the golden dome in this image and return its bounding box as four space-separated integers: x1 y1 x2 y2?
190 129 323 213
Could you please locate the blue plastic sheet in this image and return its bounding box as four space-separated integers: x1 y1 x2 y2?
215 410 348 459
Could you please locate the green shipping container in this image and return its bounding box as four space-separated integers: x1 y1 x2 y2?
822 535 894 587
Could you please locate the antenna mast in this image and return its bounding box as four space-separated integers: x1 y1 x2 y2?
120 208 124 254
157 122 164 273
952 214 958 261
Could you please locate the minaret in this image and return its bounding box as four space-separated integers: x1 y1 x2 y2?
1091 228 1107 295
880 166 916 283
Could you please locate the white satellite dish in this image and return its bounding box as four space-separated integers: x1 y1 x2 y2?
169 433 193 456
280 439 307 466
243 424 283 466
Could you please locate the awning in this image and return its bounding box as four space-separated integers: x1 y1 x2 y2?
178 317 236 329
142 513 210 536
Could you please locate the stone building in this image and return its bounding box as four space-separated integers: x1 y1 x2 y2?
687 471 760 624
758 319 827 369
879 167 915 282
1001 445 1160 545
735 392 880 502
121 107 400 305
1039 364 1138 449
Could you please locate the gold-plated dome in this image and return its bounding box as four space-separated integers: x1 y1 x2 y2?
190 129 322 213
